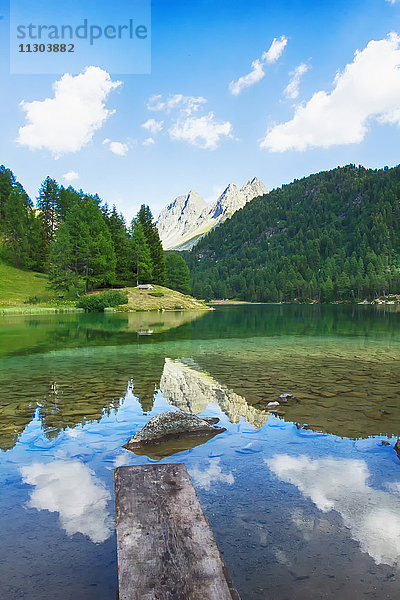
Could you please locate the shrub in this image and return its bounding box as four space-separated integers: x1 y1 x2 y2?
25 295 41 304
76 290 128 312
149 291 164 297
100 290 129 307
76 295 107 312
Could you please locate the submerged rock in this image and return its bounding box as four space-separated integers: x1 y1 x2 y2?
267 401 280 410
124 411 226 451
278 394 296 403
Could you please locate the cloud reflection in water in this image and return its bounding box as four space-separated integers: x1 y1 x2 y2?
21 459 113 544
266 454 400 566
189 458 234 491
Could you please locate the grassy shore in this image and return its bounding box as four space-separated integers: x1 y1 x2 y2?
0 261 209 314
118 285 209 311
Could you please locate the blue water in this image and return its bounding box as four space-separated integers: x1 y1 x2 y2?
0 305 400 599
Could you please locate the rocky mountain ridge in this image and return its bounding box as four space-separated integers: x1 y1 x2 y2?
156 177 267 250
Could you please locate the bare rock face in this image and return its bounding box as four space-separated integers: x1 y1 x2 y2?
124 411 226 451
156 177 267 250
156 190 207 251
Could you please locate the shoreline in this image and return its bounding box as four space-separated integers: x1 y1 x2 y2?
0 306 212 316
1 299 398 316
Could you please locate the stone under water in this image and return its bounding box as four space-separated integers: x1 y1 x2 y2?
123 410 226 456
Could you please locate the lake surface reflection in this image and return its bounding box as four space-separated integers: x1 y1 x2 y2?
0 305 400 599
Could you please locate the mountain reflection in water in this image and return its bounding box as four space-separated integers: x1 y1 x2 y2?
160 358 270 428
1 305 400 600
1 336 400 451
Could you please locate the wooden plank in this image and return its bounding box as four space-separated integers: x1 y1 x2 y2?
115 463 240 600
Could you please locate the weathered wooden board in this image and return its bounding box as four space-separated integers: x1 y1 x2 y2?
115 463 240 600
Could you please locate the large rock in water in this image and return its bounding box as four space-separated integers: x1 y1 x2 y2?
124 411 226 452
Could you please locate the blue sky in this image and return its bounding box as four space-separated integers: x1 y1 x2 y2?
1 0 400 221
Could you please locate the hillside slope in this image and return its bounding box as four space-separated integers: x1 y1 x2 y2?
186 165 400 302
0 260 51 305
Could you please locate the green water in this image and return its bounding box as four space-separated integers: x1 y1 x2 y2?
0 304 400 599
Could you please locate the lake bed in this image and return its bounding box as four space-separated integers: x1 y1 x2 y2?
1 305 400 599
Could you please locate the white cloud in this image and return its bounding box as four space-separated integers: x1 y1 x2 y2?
229 36 288 95
229 59 266 96
147 93 207 116
17 66 122 158
146 93 232 150
189 458 234 491
169 112 233 149
146 94 165 111
141 118 164 135
284 63 309 100
264 36 289 63
62 170 79 183
266 454 400 566
103 138 129 156
262 33 400 151
21 460 113 544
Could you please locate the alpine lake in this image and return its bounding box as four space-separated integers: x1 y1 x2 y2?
1 304 400 600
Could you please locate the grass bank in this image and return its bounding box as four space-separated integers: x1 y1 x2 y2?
0 261 51 306
0 306 84 315
0 260 208 314
117 285 209 311
0 260 81 314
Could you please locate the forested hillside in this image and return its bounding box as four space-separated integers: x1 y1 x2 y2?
2 163 400 304
186 164 400 302
0 166 191 298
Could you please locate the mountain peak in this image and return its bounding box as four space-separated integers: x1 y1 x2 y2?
157 177 267 250
223 183 239 192
211 183 243 219
157 190 207 250
243 176 262 186
241 177 268 203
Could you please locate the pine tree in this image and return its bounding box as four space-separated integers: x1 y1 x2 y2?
37 177 60 246
58 186 81 222
49 218 79 293
81 196 116 291
165 253 190 294
26 208 47 272
203 284 213 302
0 166 16 226
49 197 116 295
105 205 132 284
130 219 153 284
322 276 334 302
2 185 31 268
136 204 165 284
